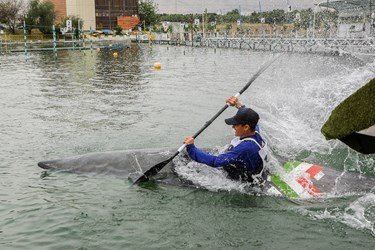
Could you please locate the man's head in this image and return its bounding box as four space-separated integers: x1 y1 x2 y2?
225 107 259 132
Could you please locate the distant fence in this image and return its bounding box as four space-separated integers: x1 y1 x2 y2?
0 34 64 42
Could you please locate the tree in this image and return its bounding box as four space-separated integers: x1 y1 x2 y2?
0 0 25 34
24 0 38 34
25 0 55 34
36 0 55 34
224 8 240 23
139 0 159 29
114 25 123 35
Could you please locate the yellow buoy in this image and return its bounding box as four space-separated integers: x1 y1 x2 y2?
113 52 118 58
154 62 161 70
96 48 100 52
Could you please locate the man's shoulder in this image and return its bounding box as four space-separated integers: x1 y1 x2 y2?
237 139 260 150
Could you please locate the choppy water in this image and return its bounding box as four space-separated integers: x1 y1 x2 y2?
1 45 375 249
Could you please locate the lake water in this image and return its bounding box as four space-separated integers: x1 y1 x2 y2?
1 45 375 249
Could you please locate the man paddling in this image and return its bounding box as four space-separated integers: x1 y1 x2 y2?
183 96 268 183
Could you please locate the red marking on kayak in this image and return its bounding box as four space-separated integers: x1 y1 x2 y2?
306 165 323 179
297 176 321 197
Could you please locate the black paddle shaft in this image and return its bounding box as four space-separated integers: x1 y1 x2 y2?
134 55 281 184
191 60 275 139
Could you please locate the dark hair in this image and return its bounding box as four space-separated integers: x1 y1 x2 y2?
247 121 257 132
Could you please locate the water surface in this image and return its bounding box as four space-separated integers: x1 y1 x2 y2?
1 45 375 249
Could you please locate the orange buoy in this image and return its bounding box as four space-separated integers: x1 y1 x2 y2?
154 62 161 69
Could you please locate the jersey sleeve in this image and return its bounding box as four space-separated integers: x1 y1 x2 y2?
186 144 242 168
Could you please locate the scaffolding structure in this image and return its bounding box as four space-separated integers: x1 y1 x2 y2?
201 36 375 54
316 0 375 38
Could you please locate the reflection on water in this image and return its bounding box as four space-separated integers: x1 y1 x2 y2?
1 45 375 248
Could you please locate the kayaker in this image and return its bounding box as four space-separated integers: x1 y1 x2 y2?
183 96 268 183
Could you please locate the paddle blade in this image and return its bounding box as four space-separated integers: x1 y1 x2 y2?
321 77 375 154
338 129 375 154
133 157 173 184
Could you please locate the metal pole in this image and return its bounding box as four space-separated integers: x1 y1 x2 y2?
239 3 242 35
370 0 373 36
327 0 331 38
73 28 76 50
191 15 194 47
108 0 111 29
90 26 93 52
313 5 317 39
273 17 276 38
202 10 205 39
82 23 85 49
78 20 81 49
53 25 57 57
23 20 27 56
259 1 262 37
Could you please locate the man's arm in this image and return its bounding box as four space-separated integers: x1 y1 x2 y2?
186 143 242 168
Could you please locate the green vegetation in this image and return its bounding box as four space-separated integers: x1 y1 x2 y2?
0 0 25 34
158 8 338 31
26 0 55 34
114 25 123 35
0 0 55 35
153 7 341 37
139 0 159 29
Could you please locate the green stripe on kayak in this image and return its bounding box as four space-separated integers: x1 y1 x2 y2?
283 161 301 172
271 174 300 198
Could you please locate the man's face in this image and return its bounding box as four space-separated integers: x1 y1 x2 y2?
232 124 249 137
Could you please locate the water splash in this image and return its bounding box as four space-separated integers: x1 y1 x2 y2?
173 56 375 197
299 193 375 236
173 147 257 194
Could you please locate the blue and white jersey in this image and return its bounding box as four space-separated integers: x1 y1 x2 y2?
186 125 267 175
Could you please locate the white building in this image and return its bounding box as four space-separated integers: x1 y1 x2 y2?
66 0 95 30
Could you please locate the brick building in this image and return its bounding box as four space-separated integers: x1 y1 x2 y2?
95 0 138 29
50 0 66 23
48 0 139 31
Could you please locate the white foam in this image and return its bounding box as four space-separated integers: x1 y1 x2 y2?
172 146 262 194
298 193 375 235
174 158 252 193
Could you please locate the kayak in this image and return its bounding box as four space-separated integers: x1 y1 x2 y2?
37 148 375 199
266 160 375 198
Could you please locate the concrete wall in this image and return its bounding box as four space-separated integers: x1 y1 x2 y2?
66 0 96 30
